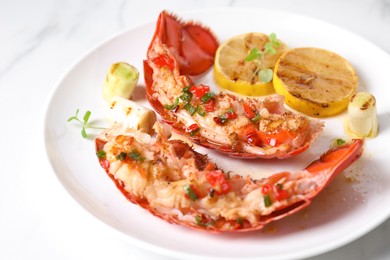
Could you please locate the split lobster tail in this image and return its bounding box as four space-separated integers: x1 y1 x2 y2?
144 11 324 159
147 10 219 76
95 121 364 232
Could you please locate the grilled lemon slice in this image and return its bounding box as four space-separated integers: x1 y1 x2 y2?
273 47 358 117
214 32 288 96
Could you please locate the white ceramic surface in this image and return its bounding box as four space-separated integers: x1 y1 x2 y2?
44 8 390 260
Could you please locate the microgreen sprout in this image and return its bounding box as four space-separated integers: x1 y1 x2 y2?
245 33 280 83
67 109 105 138
336 138 346 146
330 138 347 149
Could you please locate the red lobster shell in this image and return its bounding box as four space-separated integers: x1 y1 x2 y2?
95 123 363 232
144 11 323 159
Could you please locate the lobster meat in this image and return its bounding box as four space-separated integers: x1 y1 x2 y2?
144 11 323 159
95 121 363 232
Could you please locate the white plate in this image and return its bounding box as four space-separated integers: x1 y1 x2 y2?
44 8 390 260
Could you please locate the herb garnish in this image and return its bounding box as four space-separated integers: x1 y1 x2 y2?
67 109 105 138
245 33 280 83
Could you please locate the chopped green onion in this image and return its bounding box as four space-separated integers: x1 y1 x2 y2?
184 184 198 201
195 215 206 227
179 91 192 102
214 115 228 125
237 217 244 226
182 86 191 92
196 106 206 116
163 97 179 110
189 128 200 136
195 215 215 227
184 103 196 116
200 91 215 103
96 150 106 159
251 113 261 123
263 195 272 207
219 113 229 123
116 152 127 160
128 150 144 162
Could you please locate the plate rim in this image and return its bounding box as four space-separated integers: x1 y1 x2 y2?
42 6 390 260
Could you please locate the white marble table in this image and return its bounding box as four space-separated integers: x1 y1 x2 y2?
1 0 389 259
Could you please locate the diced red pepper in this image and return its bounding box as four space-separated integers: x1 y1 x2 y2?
226 109 237 119
243 103 256 119
190 84 210 98
261 184 271 195
205 171 231 195
246 131 259 145
152 55 175 70
204 99 215 112
259 130 297 147
213 116 227 125
275 189 289 201
220 183 230 194
186 123 200 136
214 108 237 125
206 171 223 186
244 126 261 146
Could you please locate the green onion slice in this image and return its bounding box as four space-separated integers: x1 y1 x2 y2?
195 215 205 226
182 86 191 92
184 103 196 116
196 106 206 116
263 195 272 207
226 108 233 114
251 113 261 123
96 150 106 159
116 152 127 160
164 97 179 110
336 138 346 146
128 150 144 162
179 91 192 102
195 215 215 227
189 128 200 136
201 91 215 103
184 184 198 201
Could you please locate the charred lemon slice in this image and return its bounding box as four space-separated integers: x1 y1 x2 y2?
273 47 358 117
214 32 288 96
